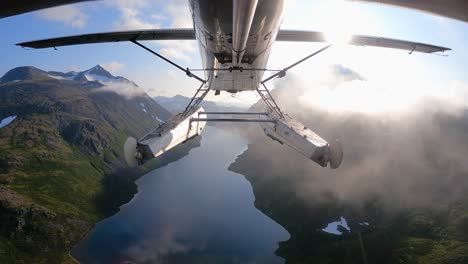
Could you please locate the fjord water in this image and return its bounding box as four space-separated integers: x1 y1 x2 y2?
72 126 289 264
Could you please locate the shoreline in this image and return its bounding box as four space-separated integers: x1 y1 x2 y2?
66 136 203 263
68 252 80 264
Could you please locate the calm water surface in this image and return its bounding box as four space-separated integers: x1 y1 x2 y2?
72 126 289 264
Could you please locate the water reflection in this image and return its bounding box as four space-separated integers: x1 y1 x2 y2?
72 126 289 264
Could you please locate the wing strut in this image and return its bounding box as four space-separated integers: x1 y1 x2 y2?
261 44 332 84
258 44 332 118
257 84 284 118
130 40 206 83
182 82 210 117
130 40 208 117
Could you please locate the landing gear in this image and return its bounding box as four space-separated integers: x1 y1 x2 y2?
127 41 342 169
257 83 284 118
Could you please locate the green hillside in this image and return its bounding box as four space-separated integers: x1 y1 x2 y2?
0 66 198 263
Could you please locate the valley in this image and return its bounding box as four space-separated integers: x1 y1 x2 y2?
0 65 198 263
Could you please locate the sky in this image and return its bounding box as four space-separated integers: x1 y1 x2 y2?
1 0 468 110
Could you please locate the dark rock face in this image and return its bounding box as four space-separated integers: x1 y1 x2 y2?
0 66 49 83
73 73 88 82
85 65 114 79
59 120 108 155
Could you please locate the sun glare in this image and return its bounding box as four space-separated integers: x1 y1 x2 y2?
325 30 352 45
314 0 362 45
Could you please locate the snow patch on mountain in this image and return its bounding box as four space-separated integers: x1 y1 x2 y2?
152 115 163 122
322 216 351 235
0 115 17 129
84 73 113 84
139 102 148 113
48 74 75 81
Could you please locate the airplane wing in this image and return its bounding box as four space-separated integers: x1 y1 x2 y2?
350 0 468 23
18 28 449 54
17 29 196 49
277 30 450 53
0 0 95 19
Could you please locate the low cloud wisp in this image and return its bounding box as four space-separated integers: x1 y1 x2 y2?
244 64 468 213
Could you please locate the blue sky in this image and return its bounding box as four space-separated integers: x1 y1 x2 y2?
1 0 468 108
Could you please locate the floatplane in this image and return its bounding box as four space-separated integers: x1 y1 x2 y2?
16 0 451 169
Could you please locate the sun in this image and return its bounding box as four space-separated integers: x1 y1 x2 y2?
312 0 364 45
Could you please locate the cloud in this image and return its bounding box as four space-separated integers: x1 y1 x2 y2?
67 65 81 73
165 2 193 28
101 61 124 74
37 5 87 28
111 0 148 9
92 83 146 99
277 62 467 114
238 67 468 215
321 64 365 89
158 40 197 62
104 0 160 30
154 2 195 61
151 14 167 21
107 0 196 61
329 64 365 81
113 7 160 30
125 226 196 263
155 1 195 61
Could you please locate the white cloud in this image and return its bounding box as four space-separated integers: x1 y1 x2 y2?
101 61 125 74
114 7 160 30
37 5 87 28
92 83 146 99
165 3 192 28
151 14 167 21
104 0 159 30
157 2 195 61
158 40 197 62
107 0 195 61
67 65 81 73
111 0 148 9
279 61 468 116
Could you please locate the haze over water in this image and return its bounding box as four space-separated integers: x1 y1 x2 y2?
72 126 289 264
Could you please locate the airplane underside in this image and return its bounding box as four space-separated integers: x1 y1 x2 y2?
127 33 343 169
131 75 343 169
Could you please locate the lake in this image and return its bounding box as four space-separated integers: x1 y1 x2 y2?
72 126 289 264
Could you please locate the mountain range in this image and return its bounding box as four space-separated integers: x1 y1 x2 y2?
1 64 138 88
0 65 200 263
154 94 249 114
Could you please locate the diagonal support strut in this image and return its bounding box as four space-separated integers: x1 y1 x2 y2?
261 44 332 84
131 39 206 83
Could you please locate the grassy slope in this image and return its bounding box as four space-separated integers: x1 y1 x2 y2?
0 78 198 263
230 149 468 264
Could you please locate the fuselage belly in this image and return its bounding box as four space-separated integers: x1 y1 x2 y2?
189 0 286 92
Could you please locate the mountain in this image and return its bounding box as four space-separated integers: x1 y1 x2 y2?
47 64 139 87
0 66 199 263
154 94 249 114
229 81 468 264
0 64 140 88
0 66 51 83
